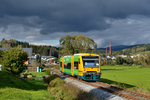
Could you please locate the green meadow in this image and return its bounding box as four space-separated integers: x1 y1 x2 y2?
101 65 150 94
0 71 54 100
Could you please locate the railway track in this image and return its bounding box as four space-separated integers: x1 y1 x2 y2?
51 68 150 100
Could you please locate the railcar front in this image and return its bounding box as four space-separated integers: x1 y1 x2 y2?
78 54 101 81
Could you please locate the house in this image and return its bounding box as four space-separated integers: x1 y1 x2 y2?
41 56 57 64
106 55 116 59
117 55 129 58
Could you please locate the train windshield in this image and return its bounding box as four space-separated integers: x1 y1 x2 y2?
82 56 99 68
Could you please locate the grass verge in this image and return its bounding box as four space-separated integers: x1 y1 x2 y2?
0 71 54 100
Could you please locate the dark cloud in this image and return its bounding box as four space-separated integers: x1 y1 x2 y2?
1 0 150 46
1 0 150 34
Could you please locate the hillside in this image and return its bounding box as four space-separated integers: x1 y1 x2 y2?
96 44 150 55
0 71 54 100
113 44 150 55
97 44 144 51
0 39 59 57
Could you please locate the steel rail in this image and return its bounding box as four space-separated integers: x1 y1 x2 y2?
96 81 150 99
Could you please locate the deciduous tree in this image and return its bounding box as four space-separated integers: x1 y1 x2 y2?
2 48 28 75
59 35 97 56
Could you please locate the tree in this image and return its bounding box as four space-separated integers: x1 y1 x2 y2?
59 35 97 56
0 50 3 64
35 54 41 63
2 48 28 75
140 54 150 67
116 57 126 65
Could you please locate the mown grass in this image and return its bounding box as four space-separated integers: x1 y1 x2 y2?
101 65 150 94
0 71 55 100
29 72 46 78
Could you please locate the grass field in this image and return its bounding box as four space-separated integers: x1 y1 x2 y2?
101 65 150 94
0 71 54 100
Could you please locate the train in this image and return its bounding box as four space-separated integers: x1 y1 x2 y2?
60 53 101 81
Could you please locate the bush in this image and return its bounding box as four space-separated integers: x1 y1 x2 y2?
101 58 107 66
2 48 28 75
45 69 51 75
140 55 150 68
116 57 126 65
48 78 65 100
49 78 65 87
43 74 59 84
106 58 115 65
48 78 97 100
124 57 134 65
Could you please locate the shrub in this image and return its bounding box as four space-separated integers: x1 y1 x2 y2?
140 55 150 68
106 58 115 65
43 74 59 84
116 57 126 65
49 78 65 87
48 78 65 100
124 57 134 65
45 69 51 75
48 78 97 100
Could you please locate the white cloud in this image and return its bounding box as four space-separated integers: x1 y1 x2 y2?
29 42 59 47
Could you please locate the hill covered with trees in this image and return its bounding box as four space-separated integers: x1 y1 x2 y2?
0 39 59 57
114 44 150 55
96 44 150 55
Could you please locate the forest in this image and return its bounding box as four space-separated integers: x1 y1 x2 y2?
0 39 59 57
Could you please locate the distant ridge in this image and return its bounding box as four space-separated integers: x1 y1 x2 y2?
97 44 144 51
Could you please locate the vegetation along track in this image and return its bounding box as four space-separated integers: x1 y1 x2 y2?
51 68 150 100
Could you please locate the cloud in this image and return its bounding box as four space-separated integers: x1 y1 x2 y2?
90 15 150 47
29 42 59 47
1 0 150 47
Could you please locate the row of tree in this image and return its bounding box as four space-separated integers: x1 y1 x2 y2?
0 39 59 57
101 55 150 68
101 57 134 66
114 44 150 55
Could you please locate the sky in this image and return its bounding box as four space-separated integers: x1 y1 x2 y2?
1 0 150 47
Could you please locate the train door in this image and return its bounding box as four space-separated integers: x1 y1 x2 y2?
71 56 74 76
62 57 64 73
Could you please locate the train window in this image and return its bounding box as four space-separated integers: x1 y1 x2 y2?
74 62 78 69
60 62 62 67
64 63 67 68
82 56 99 68
64 63 71 69
67 63 71 69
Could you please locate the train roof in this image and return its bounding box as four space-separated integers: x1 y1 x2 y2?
60 53 99 62
74 53 90 55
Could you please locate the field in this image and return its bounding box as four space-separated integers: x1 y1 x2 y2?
101 65 150 94
0 71 54 100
